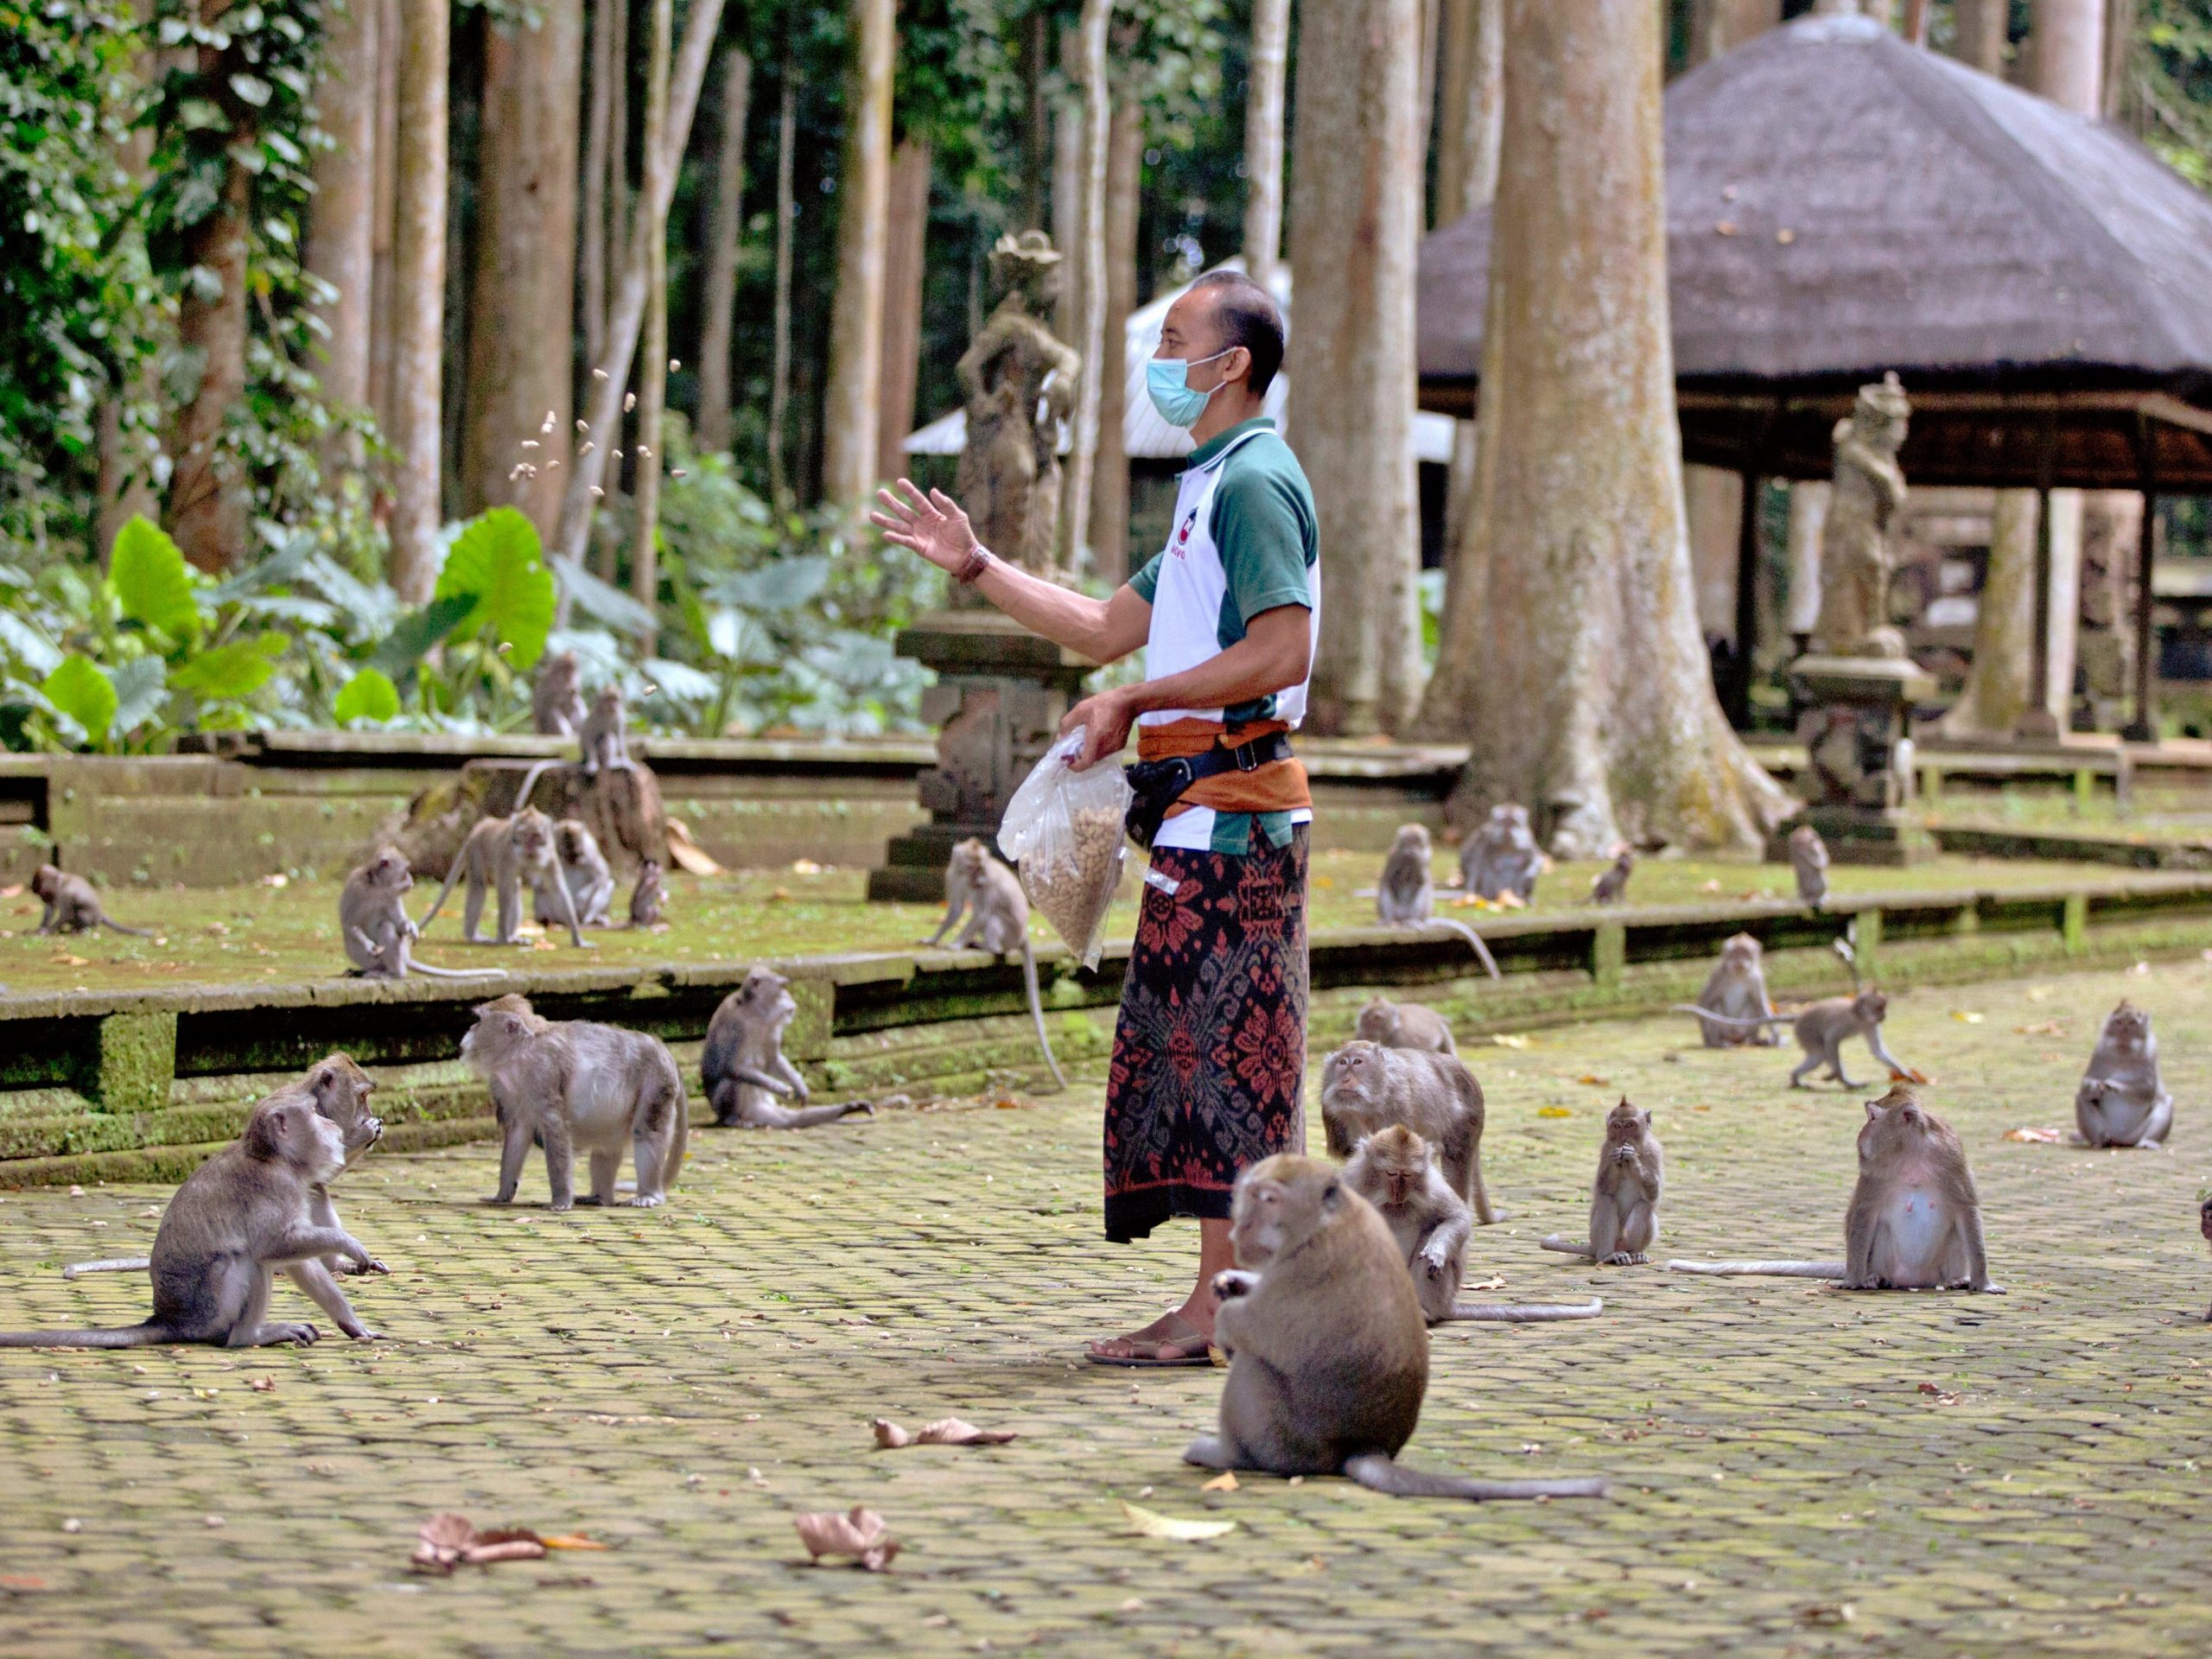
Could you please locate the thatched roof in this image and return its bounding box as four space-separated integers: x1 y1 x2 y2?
1416 14 2212 489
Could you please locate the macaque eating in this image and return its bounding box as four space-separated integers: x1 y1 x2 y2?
1375 824 1498 979
2074 1000 2173 1148
1541 1100 1663 1265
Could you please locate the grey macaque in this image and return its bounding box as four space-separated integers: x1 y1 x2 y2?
1590 849 1635 906
1667 1085 1998 1292
1789 824 1830 909
2075 1000 2173 1148
921 837 1065 1090
1673 988 1913 1089
420 808 590 949
1459 804 1541 903
1182 1155 1609 1502
533 649 588 736
1691 932 1778 1047
1355 995 1456 1055
627 858 665 928
461 994 688 1210
580 683 632 777
1541 1099 1663 1265
1320 1039 1494 1224
1375 823 1500 978
32 862 152 936
700 964 874 1129
340 848 506 980
1 1095 385 1348
535 818 615 928
2201 1198 2212 1322
1345 1126 1602 1324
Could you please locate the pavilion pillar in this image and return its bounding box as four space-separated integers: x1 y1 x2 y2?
2124 491 2160 743
1727 468 1761 728
2018 486 2062 741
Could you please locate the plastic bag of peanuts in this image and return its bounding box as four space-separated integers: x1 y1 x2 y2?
998 733 1130 969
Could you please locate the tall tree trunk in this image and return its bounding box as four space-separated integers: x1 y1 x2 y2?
1953 0 2009 73
2104 0 2138 118
696 48 753 454
1416 0 1440 184
2035 0 2104 111
1433 0 1502 618
1242 0 1290 290
1419 0 1789 850
1088 80 1140 579
1942 490 2039 736
581 0 622 366
304 0 378 423
388 0 449 600
1687 0 1780 66
550 0 727 566
367 0 400 434
1021 10 1050 232
1063 0 1112 576
1052 46 1084 340
876 137 931 491
767 71 798 510
463 0 582 534
98 3 158 559
626 0 672 639
168 162 251 572
1289 0 1426 734
819 0 895 511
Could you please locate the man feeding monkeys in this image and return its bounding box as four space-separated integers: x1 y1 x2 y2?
874 270 1318 1367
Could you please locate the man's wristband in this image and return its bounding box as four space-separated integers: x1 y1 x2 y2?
953 544 994 586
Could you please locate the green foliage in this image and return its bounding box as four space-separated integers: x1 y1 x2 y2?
331 666 399 725
108 514 200 639
434 506 558 670
2131 0 2212 187
42 655 118 750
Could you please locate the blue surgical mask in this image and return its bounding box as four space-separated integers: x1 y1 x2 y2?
1145 348 1233 429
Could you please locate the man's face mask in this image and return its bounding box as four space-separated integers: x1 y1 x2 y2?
1145 347 1235 429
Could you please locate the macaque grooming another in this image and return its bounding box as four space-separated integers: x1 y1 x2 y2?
462 994 687 1209
420 808 590 948
2074 1000 2173 1148
1459 804 1541 903
535 819 615 929
1690 932 1778 1047
1789 824 1830 909
532 650 588 736
1375 824 1499 979
1541 1100 1663 1265
340 849 506 980
1355 995 1456 1055
701 965 874 1129
1182 1155 1609 1501
1667 1084 1998 1291
920 837 1065 1089
32 863 152 936
1320 1040 1494 1224
1345 1127 1601 1324
1671 988 1913 1088
2 1095 385 1347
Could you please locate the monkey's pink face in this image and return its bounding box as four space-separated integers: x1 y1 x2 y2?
1230 1178 1291 1268
2105 1005 2151 1052
1859 991 1889 1021
374 856 412 892
1324 1043 1380 1102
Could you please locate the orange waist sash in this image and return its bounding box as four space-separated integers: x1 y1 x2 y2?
1135 716 1311 818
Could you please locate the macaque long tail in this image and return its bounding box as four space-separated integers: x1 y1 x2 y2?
1665 1259 1847 1279
61 1256 150 1280
1443 1297 1603 1322
1538 1236 1592 1255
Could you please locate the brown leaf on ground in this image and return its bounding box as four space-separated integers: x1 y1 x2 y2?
1916 1383 1964 1406
1122 1502 1236 1541
2004 1126 2064 1143
1200 1471 1238 1492
538 1535 609 1552
248 1376 275 1392
411 1513 550 1573
793 1506 899 1571
1890 1066 1930 1084
2014 1020 2064 1036
873 1416 1017 1448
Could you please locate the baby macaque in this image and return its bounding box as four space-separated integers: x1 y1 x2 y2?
2074 999 2173 1148
2 1094 385 1348
920 837 1065 1089
340 848 505 980
420 808 590 949
1690 932 1777 1047
700 964 874 1129
532 649 588 737
1345 1126 1602 1323
462 994 687 1209
1375 823 1500 978
535 819 615 928
1590 848 1634 905
1355 995 1456 1055
1667 1084 1997 1292
1789 823 1830 909
580 684 632 776
1320 1040 1493 1224
1182 1155 1608 1501
628 858 665 927
1673 988 1913 1089
1541 1099 1663 1265
32 862 152 936
1459 804 1541 903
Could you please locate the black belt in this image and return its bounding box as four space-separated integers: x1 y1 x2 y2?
1123 732 1295 852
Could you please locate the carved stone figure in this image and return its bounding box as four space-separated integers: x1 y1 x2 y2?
1812 373 1911 660
954 232 1081 582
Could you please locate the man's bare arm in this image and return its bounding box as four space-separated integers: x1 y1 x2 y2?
1060 603 1313 769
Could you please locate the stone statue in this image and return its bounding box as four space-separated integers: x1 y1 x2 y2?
1811 373 1911 660
954 232 1081 582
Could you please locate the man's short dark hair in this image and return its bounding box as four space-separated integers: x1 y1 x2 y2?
1190 270 1286 397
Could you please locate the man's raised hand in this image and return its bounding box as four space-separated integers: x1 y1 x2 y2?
871 479 980 575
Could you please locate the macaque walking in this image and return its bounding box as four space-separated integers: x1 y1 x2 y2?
1355 995 1456 1055
921 837 1065 1089
1320 1041 1494 1224
420 809 590 949
1541 1100 1663 1265
2075 1000 2173 1148
701 965 874 1129
1690 932 1778 1047
32 863 152 936
1673 988 1913 1088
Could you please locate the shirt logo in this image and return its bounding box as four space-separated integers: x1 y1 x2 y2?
1173 511 1196 558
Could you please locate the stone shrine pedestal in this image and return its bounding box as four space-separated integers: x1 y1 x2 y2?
866 612 1100 903
1769 654 1937 866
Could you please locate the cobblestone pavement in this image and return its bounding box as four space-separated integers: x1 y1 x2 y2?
4 960 2212 1656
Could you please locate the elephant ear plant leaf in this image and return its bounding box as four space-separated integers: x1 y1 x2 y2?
107 515 202 640
333 667 400 725
42 655 118 750
435 506 558 670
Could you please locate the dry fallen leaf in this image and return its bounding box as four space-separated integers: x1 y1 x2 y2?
411 1513 550 1573
872 1417 1018 1449
51 954 89 968
1890 1066 1930 1084
1575 1075 1609 1087
1950 1011 1983 1024
1465 1274 1505 1292
1535 1106 1573 1119
793 1506 899 1571
2014 1020 2064 1036
248 1376 276 1393
1492 1033 1534 1050
791 858 822 875
539 1534 609 1552
2004 1126 2064 1144
1916 1383 1964 1406
1200 1471 1239 1492
1122 1502 1236 1541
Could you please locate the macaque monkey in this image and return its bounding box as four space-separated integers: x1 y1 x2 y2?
2 1096 385 1348
1459 804 1541 903
920 837 1066 1090
2074 1000 2173 1148
1789 824 1830 909
580 684 632 777
420 808 590 948
340 849 505 980
1355 995 1456 1055
1541 1100 1663 1265
1667 1085 1998 1292
462 994 687 1209
628 859 666 928
1182 1155 1609 1502
535 819 615 928
532 649 588 737
1375 824 1499 979
1320 1040 1494 1224
1672 988 1913 1089
1590 849 1634 906
1690 932 1778 1047
32 862 152 936
700 964 874 1129
1345 1127 1602 1324
2201 1198 2212 1322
